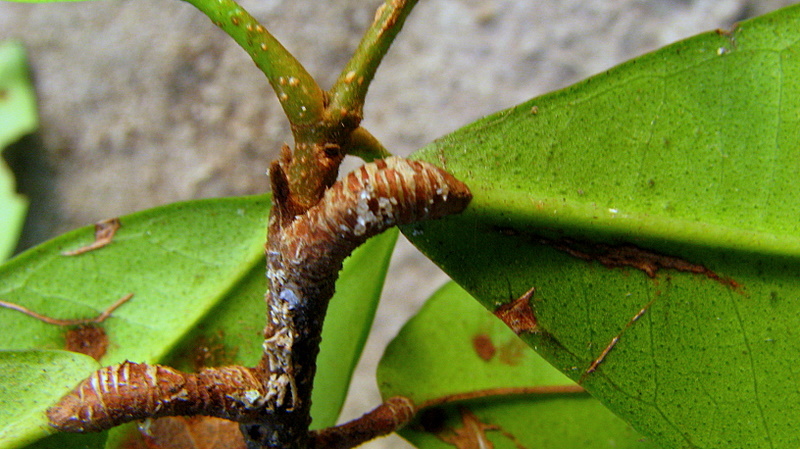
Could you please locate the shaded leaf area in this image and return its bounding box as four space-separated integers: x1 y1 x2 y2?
0 41 36 261
0 195 397 449
378 282 658 449
0 350 100 447
404 5 800 449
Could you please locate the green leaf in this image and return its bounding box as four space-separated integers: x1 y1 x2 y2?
378 282 659 449
0 41 36 261
312 229 398 429
0 194 397 448
405 5 800 449
0 350 101 448
0 195 267 449
0 195 269 364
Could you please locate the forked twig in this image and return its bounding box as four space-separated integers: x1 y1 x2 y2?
328 0 420 122
48 158 471 449
47 1 460 447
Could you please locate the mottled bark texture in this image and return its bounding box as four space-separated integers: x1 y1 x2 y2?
48 157 471 449
309 397 416 449
249 156 471 448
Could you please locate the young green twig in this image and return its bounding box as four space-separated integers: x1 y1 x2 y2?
345 127 393 162
327 0 420 125
181 0 325 126
184 0 417 212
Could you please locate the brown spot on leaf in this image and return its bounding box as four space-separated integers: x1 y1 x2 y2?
139 416 246 449
65 325 109 361
62 217 122 256
0 90 7 101
472 333 495 361
494 287 538 335
544 238 740 289
189 331 235 370
498 338 526 366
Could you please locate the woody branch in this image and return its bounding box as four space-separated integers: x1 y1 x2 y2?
46 1 471 449
48 158 471 444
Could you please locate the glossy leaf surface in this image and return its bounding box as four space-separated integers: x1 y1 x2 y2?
379 282 659 449
0 41 36 261
404 5 800 449
0 195 397 448
0 350 100 447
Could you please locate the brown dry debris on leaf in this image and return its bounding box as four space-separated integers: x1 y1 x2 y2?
493 287 538 335
62 217 122 256
65 325 109 361
435 407 526 449
0 292 133 326
543 238 741 289
0 293 132 360
582 301 652 380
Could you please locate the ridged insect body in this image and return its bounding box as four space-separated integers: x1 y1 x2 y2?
262 156 471 411
48 361 266 432
49 157 472 433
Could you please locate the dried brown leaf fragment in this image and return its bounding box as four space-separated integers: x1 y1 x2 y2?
62 217 122 256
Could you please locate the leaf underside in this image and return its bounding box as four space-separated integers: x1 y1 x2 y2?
0 195 397 449
379 281 660 449
405 5 800 449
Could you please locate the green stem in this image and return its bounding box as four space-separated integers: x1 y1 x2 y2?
346 127 392 162
182 0 325 126
327 0 419 124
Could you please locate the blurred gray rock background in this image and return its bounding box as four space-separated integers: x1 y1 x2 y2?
1 0 795 447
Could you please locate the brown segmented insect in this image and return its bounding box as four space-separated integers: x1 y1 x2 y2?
48 361 267 432
265 156 472 410
49 157 472 433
